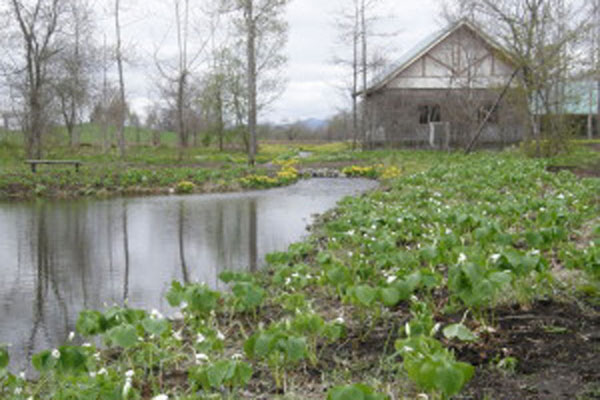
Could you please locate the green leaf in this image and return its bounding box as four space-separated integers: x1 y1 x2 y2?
328 385 365 400
141 317 170 336
56 346 88 375
32 350 57 373
106 324 138 348
443 323 478 342
353 285 377 307
284 336 307 363
207 360 232 388
379 287 401 307
232 361 253 388
166 281 185 307
0 347 9 369
76 310 107 336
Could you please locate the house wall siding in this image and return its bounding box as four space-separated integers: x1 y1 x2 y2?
367 88 527 148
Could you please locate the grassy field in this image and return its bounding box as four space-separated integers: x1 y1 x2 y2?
0 138 598 399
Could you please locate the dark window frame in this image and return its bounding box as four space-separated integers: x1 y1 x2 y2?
418 104 441 124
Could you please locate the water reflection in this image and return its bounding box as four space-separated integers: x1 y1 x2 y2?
0 178 377 371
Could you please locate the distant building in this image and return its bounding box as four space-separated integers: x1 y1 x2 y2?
361 20 528 149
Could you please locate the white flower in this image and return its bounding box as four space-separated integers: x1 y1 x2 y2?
386 275 397 284
195 353 209 363
82 342 92 348
94 352 101 361
557 193 565 200
196 333 206 344
458 253 467 264
531 249 540 256
402 346 414 353
291 273 300 278
125 369 135 378
490 253 501 263
173 330 183 341
347 229 355 236
152 395 169 400
348 251 353 257
216 330 225 341
371 224 377 230
430 323 441 336
445 228 453 235
98 368 108 376
180 301 188 310
19 371 25 380
231 353 243 360
285 277 292 286
150 309 163 320
14 387 22 395
51 349 60 359
405 322 411 337
122 379 132 398
334 316 345 324
89 371 97 378
68 331 75 341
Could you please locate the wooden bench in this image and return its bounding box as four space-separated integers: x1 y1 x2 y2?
25 160 82 173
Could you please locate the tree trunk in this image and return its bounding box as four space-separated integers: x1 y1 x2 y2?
360 0 368 148
115 0 126 158
246 0 257 166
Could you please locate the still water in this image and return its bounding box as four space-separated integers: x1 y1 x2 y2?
0 178 377 371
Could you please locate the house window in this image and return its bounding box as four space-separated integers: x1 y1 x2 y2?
478 103 499 124
418 105 441 124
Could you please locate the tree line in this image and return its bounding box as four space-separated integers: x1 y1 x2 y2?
0 0 290 164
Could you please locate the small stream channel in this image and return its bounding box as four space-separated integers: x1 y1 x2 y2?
0 178 377 371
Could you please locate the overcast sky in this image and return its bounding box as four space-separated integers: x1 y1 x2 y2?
116 0 443 124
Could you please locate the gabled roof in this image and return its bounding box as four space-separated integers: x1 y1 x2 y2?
362 19 515 96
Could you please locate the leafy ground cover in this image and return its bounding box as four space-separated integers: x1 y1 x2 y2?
1 148 598 399
0 133 431 199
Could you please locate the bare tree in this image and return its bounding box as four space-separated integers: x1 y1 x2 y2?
154 0 207 159
6 0 65 159
449 0 593 155
220 0 290 165
53 0 97 148
114 0 127 158
333 0 395 149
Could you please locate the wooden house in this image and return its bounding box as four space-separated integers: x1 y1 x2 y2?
362 20 528 148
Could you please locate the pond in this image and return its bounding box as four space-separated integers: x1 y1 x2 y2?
0 178 377 371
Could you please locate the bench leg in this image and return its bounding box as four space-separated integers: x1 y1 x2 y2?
31 164 36 173
75 163 80 173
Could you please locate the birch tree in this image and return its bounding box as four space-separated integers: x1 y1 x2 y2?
220 0 290 165
114 0 127 158
333 0 395 148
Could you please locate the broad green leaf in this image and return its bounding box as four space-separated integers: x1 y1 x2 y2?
353 285 377 307
106 324 137 348
166 281 185 307
232 361 253 388
32 350 57 373
379 287 401 307
443 323 478 342
142 317 170 336
56 346 88 375
76 310 107 336
207 360 231 388
328 385 365 400
284 336 307 363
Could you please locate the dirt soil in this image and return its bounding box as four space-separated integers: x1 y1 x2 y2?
457 300 600 400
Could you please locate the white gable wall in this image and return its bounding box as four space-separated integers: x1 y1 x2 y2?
386 26 515 90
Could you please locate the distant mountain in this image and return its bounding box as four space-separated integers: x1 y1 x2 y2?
283 118 328 131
